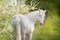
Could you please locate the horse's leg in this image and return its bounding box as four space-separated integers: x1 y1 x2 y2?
13 25 21 40
13 26 16 40
28 32 33 40
21 29 26 40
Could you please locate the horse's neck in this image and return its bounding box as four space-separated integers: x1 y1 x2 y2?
25 11 39 23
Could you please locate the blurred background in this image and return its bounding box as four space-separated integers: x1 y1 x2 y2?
0 0 60 40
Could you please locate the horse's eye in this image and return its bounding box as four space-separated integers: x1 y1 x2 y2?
39 15 41 16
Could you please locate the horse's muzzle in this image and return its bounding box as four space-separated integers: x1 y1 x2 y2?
40 23 43 26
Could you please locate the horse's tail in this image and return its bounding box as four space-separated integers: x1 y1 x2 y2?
12 15 21 40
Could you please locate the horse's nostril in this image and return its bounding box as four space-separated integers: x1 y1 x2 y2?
40 23 43 26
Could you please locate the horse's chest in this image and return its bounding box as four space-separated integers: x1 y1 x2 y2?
21 16 34 33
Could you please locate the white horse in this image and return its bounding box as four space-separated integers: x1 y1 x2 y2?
12 9 46 40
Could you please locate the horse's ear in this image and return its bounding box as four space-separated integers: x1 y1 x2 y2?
44 9 46 13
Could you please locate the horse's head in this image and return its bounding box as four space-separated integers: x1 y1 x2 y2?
38 9 46 26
